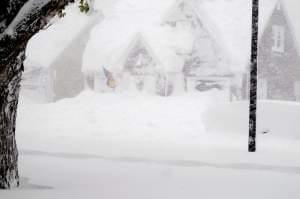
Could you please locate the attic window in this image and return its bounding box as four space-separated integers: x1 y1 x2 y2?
272 25 285 53
276 3 281 10
136 53 145 67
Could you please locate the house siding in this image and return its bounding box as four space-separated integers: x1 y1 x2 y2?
258 2 300 101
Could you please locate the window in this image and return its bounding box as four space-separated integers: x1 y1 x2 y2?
276 2 281 10
272 25 285 53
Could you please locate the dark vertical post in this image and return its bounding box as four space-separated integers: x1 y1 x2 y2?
249 0 259 152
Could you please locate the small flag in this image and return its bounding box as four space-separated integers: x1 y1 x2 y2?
102 67 116 89
103 67 112 79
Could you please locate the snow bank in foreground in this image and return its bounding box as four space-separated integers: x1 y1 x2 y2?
3 152 300 199
203 100 300 139
12 91 300 199
17 90 300 159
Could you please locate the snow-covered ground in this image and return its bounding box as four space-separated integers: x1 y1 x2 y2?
2 90 300 198
3 152 300 199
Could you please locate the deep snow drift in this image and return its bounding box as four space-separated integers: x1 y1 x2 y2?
14 89 300 164
1 90 299 199
16 90 300 157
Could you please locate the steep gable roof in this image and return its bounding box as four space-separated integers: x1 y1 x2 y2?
261 0 300 54
118 33 161 72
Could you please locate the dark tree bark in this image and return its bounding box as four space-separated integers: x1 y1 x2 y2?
0 0 74 189
0 50 24 189
248 0 259 152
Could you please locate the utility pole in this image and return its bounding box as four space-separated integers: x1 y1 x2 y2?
249 0 259 152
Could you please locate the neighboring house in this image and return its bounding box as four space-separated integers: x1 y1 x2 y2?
257 0 300 101
240 0 300 101
164 0 231 93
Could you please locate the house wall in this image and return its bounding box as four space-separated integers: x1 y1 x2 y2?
50 16 101 101
185 75 231 100
258 4 300 101
50 52 85 101
21 67 54 102
92 70 185 96
120 73 158 94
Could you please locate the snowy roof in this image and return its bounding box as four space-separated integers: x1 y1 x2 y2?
25 0 117 68
82 0 227 74
82 24 194 73
82 0 176 73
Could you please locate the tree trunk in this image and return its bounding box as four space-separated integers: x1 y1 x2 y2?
0 0 74 189
0 50 24 188
249 0 259 152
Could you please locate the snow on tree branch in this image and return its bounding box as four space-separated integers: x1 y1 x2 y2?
3 0 52 36
0 0 74 67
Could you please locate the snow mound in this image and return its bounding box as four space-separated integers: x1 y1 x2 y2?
203 100 300 139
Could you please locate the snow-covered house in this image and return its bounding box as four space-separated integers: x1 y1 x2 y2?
82 0 232 96
256 0 300 101
161 0 230 92
24 3 104 101
119 32 185 95
221 0 300 101
88 29 190 95
197 0 300 102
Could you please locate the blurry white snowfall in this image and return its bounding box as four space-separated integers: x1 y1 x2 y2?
5 0 300 198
